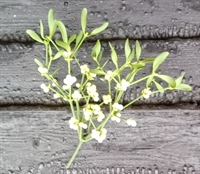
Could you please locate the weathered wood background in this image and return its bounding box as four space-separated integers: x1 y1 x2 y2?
0 0 200 174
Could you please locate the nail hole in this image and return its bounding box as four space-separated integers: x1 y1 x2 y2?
64 2 68 6
33 138 40 147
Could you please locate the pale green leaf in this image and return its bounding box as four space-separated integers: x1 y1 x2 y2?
153 81 164 93
157 74 176 88
90 69 105 75
142 58 155 63
91 40 101 59
90 22 109 36
153 52 169 72
34 59 44 67
127 49 135 62
130 62 144 69
129 73 136 82
128 69 138 82
136 40 141 61
146 75 154 87
81 8 88 33
175 84 192 91
26 30 44 44
57 21 68 43
125 39 131 59
68 34 76 44
97 50 103 62
109 42 118 68
112 69 122 77
75 31 83 48
175 73 185 86
48 9 54 31
111 50 118 68
48 9 57 38
40 20 44 39
54 50 64 60
55 40 70 52
50 19 57 38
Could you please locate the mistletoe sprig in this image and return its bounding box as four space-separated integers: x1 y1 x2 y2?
26 8 192 168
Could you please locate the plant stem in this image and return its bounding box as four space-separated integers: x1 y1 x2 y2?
71 36 86 57
123 87 171 109
69 101 76 118
75 100 80 120
66 141 84 169
49 39 60 51
123 95 143 109
45 44 48 67
130 75 151 86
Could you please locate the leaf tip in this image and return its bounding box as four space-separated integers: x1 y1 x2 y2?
49 8 54 13
164 51 170 57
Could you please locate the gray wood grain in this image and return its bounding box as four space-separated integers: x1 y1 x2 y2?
0 109 199 174
1 0 200 41
0 39 199 105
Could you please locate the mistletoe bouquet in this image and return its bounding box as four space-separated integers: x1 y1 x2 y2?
26 8 192 168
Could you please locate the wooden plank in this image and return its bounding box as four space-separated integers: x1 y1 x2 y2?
2 0 200 41
0 109 199 173
0 39 199 105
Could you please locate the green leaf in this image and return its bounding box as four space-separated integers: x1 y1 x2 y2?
34 59 44 67
68 34 76 45
153 81 164 93
48 9 57 38
50 19 57 38
90 22 109 36
55 40 70 52
92 40 101 59
146 75 154 87
175 73 185 86
90 69 105 75
97 50 103 62
55 40 67 48
75 31 83 48
48 9 54 32
57 21 68 43
54 50 64 60
111 50 119 68
136 40 141 61
130 62 144 69
26 30 44 44
127 49 135 62
112 69 122 77
109 42 118 68
138 58 155 67
127 69 138 82
142 58 155 63
40 20 44 39
125 39 131 59
128 73 136 82
153 52 169 72
157 74 176 88
175 84 192 91
81 8 88 33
